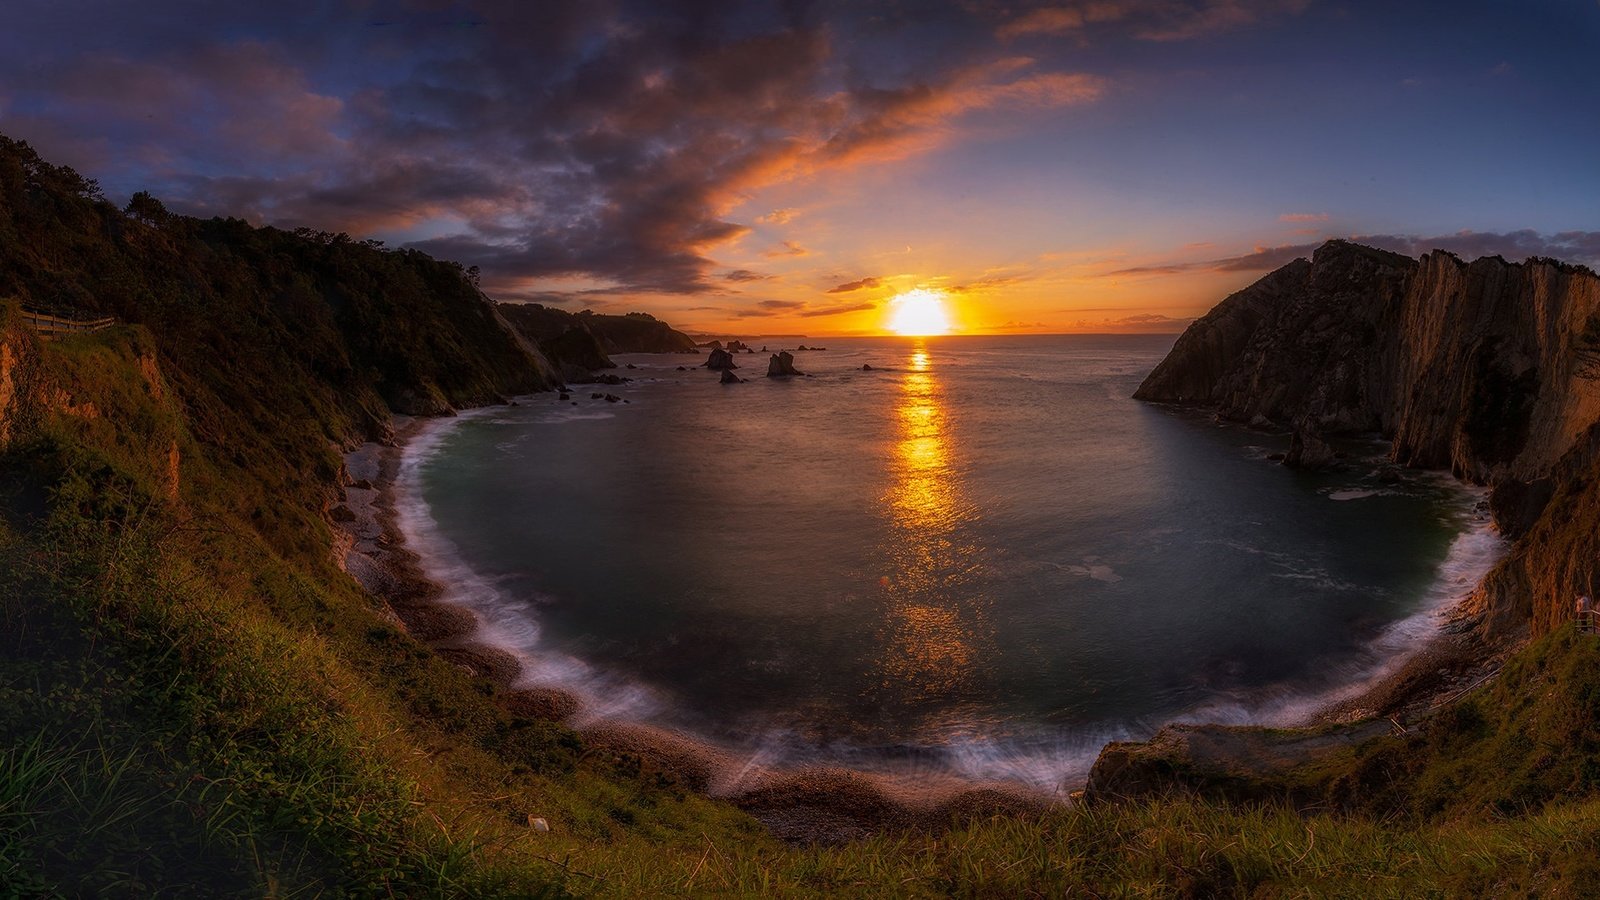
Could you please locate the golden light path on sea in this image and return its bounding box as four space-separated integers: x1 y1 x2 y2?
875 343 985 702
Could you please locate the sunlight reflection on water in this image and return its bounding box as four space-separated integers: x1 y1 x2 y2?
876 343 987 702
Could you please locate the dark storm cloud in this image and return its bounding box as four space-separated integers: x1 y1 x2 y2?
0 0 1109 297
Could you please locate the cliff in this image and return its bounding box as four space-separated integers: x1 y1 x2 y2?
497 303 698 354
1137 239 1600 639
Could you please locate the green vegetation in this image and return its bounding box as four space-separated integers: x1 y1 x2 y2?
498 303 698 354
6 131 1600 895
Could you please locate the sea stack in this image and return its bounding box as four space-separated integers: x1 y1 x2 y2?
767 351 803 377
705 348 738 370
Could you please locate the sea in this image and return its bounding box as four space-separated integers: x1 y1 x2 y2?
396 334 1505 792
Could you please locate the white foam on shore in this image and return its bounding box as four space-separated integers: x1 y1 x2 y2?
1176 489 1505 730
393 409 664 723
389 410 1509 797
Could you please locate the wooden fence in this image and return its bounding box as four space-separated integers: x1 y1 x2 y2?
19 309 117 340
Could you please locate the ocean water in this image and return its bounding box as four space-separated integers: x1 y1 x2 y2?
398 334 1504 790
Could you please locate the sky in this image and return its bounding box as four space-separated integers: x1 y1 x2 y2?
2 1 1597 336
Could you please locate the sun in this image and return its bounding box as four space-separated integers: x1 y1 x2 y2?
886 288 953 336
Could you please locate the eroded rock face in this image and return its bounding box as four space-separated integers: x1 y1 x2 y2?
540 325 615 382
705 348 738 370
767 351 803 377
1283 421 1337 470
720 369 742 384
1137 239 1600 639
1083 720 1392 806
1138 240 1600 483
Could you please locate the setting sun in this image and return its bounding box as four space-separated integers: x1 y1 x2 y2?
886 288 954 336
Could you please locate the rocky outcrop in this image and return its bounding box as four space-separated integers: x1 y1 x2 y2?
1283 421 1336 470
1085 720 1392 806
705 348 738 370
1137 240 1600 640
767 351 803 377
497 304 697 354
1138 241 1600 484
539 325 615 382
720 369 743 384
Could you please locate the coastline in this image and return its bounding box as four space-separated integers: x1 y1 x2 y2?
334 403 1517 838
333 405 1044 844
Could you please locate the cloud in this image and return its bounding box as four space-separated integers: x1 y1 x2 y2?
758 299 805 309
1279 212 1329 222
799 302 876 318
1355 229 1600 265
1102 230 1600 280
997 1 1310 43
951 273 1029 293
827 276 882 293
1068 312 1194 331
724 269 771 282
0 3 1111 297
764 241 810 258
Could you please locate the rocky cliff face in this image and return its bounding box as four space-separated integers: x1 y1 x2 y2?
1137 240 1600 640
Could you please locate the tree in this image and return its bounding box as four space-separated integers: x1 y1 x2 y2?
126 191 171 226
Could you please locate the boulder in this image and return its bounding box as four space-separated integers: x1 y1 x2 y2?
861 364 874 371
1283 422 1337 471
704 348 739 370
767 351 804 378
720 369 743 384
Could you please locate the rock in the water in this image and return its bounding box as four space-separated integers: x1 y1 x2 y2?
720 369 742 384
861 364 874 371
705 348 739 370
767 351 803 378
604 393 620 403
1283 422 1337 470
590 392 603 400
726 339 749 351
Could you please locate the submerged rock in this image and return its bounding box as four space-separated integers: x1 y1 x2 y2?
767 351 804 378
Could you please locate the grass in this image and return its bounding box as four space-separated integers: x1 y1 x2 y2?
6 132 1600 892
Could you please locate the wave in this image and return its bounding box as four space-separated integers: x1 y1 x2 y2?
392 412 1506 796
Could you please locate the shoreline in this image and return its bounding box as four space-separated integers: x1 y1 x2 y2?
334 405 1044 844
333 404 1515 840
